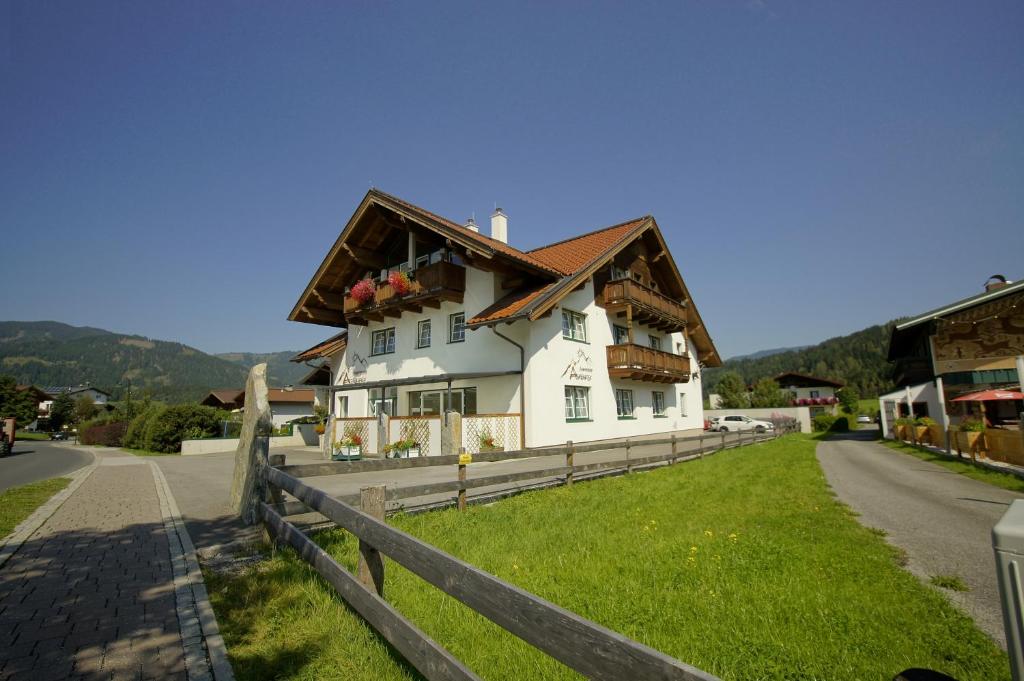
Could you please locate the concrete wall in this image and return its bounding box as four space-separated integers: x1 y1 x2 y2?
706 407 812 433
181 423 318 455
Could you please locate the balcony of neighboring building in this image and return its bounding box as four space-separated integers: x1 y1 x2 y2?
606 343 692 383
602 278 688 333
344 258 466 325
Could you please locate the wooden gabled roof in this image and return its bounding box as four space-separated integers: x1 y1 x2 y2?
291 331 347 363
290 190 721 366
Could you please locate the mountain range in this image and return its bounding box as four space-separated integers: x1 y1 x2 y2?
702 322 897 398
0 321 309 403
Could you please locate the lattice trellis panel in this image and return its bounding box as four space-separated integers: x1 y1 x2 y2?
398 418 432 456
462 415 521 454
335 419 370 449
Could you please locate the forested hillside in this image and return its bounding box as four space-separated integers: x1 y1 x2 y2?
215 351 307 387
0 321 249 403
703 321 897 398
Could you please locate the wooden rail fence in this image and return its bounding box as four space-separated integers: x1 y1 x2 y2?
232 421 796 680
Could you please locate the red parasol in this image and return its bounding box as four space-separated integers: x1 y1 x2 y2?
951 389 1024 402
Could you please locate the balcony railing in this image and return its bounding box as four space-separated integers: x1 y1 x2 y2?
602 278 687 332
344 260 466 324
606 343 692 383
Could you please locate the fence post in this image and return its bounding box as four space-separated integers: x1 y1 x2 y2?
698 433 704 459
626 438 632 474
721 431 726 451
566 440 575 486
357 485 386 596
670 434 677 465
458 446 468 511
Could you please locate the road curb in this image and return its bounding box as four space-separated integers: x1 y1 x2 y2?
0 457 98 570
150 462 235 681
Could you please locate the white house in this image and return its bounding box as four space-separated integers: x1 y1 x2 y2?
40 386 112 417
290 189 721 455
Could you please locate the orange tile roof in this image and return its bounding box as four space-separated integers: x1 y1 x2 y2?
526 218 648 275
292 331 347 363
467 284 555 326
266 388 315 403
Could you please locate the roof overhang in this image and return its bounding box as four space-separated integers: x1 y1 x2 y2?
328 370 522 393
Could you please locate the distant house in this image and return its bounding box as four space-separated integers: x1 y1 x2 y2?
884 275 1024 437
39 386 112 418
16 385 53 430
200 389 246 410
200 387 315 427
774 372 842 417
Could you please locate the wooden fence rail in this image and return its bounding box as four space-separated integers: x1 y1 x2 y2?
263 465 720 681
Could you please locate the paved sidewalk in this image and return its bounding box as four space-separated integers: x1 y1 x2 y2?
0 453 225 680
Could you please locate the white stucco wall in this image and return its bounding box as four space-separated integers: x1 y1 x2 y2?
878 382 943 438
269 401 314 428
326 268 707 450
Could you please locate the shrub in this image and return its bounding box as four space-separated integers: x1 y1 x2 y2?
958 419 985 432
123 403 163 450
894 417 916 427
812 414 838 432
830 416 851 432
79 421 128 447
142 404 227 453
769 412 800 433
915 416 937 427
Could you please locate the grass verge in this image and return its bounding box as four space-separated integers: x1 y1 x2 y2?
120 447 179 457
931 575 970 592
207 435 1009 681
14 431 50 441
0 477 70 538
880 439 1024 494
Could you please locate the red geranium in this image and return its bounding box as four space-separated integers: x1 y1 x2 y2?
388 270 412 295
350 278 376 304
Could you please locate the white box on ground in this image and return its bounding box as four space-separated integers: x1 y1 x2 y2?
993 499 1024 680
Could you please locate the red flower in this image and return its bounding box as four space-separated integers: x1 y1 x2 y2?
350 278 376 304
388 270 412 295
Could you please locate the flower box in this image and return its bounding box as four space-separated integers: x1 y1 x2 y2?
332 445 362 461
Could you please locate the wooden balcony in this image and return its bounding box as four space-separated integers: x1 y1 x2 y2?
606 343 692 383
602 278 687 332
344 260 466 325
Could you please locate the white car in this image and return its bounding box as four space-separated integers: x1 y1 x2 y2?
712 415 775 433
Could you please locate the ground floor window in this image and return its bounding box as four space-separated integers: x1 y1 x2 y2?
369 387 397 416
679 392 687 416
407 387 477 416
564 386 590 421
652 391 665 416
336 395 348 418
615 389 635 419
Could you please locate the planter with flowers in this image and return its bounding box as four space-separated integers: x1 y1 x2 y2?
479 432 503 453
913 417 936 445
349 278 377 309
956 419 985 459
384 438 420 459
332 431 363 461
388 270 413 296
893 417 915 441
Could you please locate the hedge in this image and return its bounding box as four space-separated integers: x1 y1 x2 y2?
79 421 129 447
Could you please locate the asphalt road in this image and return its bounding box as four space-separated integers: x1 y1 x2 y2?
0 440 94 493
817 430 1021 648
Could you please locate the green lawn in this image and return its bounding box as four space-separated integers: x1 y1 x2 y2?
856 398 879 415
120 447 179 457
207 435 1009 681
881 439 1024 494
0 477 70 538
14 431 50 441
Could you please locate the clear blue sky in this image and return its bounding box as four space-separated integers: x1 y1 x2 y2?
2 1 1021 359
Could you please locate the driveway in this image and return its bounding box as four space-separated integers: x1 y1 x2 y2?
817 430 1020 647
0 440 94 493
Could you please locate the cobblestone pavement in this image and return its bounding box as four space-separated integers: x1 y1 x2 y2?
0 456 215 680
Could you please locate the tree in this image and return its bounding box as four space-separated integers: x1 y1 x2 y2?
750 378 788 409
0 375 39 425
837 386 860 414
73 395 98 423
716 371 750 409
50 392 74 431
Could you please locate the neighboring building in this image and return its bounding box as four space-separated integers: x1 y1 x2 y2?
200 387 316 427
885 275 1024 435
289 189 721 454
15 385 54 430
773 372 842 417
39 386 112 417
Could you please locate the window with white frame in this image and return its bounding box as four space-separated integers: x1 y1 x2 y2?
648 334 662 351
561 309 587 342
564 386 590 421
371 327 396 355
652 391 666 416
449 312 465 343
368 387 397 416
615 389 634 418
417 319 431 348
679 392 688 416
611 264 630 280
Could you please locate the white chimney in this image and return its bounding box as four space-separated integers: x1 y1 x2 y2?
490 207 508 244
464 217 479 233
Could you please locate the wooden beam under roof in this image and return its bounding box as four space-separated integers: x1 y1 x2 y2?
342 243 387 269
